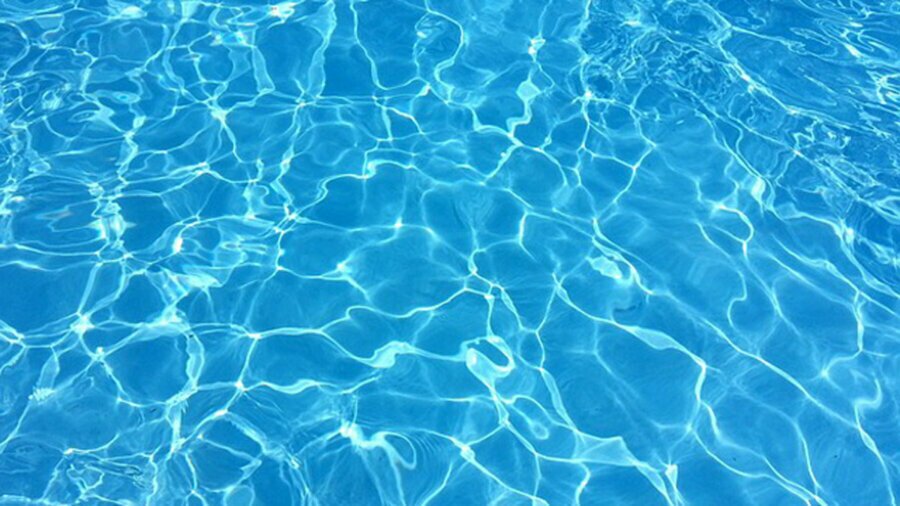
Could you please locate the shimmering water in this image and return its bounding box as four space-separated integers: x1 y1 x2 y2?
1 0 898 504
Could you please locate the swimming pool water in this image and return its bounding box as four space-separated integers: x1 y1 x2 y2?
1 0 899 504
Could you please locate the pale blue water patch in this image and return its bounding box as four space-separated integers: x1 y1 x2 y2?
0 0 898 504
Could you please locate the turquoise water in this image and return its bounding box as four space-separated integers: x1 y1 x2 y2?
1 0 899 504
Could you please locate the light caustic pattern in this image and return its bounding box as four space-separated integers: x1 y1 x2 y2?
0 0 898 504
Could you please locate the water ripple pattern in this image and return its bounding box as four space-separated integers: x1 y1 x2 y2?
0 0 898 504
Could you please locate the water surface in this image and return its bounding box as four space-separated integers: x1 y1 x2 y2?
0 0 899 504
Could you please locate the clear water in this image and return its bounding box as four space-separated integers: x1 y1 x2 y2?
0 0 898 504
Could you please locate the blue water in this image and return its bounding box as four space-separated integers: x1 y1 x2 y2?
0 0 898 504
